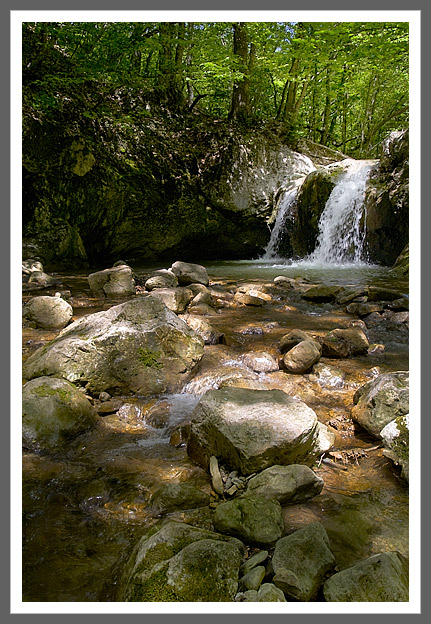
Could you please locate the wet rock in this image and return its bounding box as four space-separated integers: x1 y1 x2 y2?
209 456 224 496
243 351 279 373
187 303 218 316
301 285 343 303
315 423 336 454
88 265 135 297
382 310 409 324
212 496 284 546
323 552 409 602
22 376 97 452
187 387 322 475
23 296 204 396
282 340 322 374
279 329 313 353
170 261 209 286
169 423 190 448
380 414 409 480
311 362 345 388
117 519 244 601
352 371 409 438
234 292 265 306
387 297 409 311
367 286 405 302
149 483 210 516
144 269 178 290
244 465 323 505
23 295 73 330
335 287 367 305
181 315 224 345
320 327 369 358
148 287 193 314
190 290 213 307
345 302 384 316
26 270 61 288
272 522 336 601
364 312 384 327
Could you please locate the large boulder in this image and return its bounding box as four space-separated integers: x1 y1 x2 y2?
23 295 73 330
320 327 369 358
22 376 97 452
117 519 244 601
244 465 324 505
22 296 204 396
352 372 409 437
271 522 336 601
144 269 178 290
87 265 135 297
323 551 409 602
170 261 209 286
380 414 409 481
187 387 323 475
148 287 193 314
212 496 284 546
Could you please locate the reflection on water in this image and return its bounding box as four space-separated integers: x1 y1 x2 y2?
22 260 409 602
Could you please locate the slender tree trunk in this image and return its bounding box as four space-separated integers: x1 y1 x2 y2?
229 22 251 121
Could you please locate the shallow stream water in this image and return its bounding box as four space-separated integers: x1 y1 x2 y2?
22 259 409 602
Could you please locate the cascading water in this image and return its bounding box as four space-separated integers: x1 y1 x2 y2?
308 159 378 265
263 185 299 260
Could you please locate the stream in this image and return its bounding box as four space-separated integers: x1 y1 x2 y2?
21 259 409 602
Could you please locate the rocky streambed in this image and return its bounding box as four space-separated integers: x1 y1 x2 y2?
21 259 409 602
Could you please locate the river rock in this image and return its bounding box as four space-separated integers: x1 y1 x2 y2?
22 376 97 452
256 583 287 601
271 522 336 601
323 551 409 602
367 285 405 302
118 519 244 601
180 315 224 344
187 387 322 475
148 287 193 313
282 339 322 373
244 465 324 505
27 270 61 288
234 292 265 306
345 302 384 316
149 483 210 517
22 259 44 275
320 327 369 358
23 295 73 330
311 362 345 388
171 261 209 286
144 269 178 290
23 296 204 396
241 550 269 575
279 329 313 353
380 414 409 480
243 351 279 373
212 496 284 546
88 265 135 297
239 566 266 591
352 371 409 437
301 285 343 303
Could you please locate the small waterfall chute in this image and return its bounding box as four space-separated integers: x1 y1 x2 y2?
308 159 378 265
263 185 299 260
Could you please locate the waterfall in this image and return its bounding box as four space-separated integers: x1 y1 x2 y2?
308 159 377 265
263 186 299 260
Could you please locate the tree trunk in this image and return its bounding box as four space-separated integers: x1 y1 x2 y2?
229 22 251 121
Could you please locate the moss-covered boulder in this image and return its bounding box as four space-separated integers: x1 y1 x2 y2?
212 496 284 546
323 551 409 602
22 296 204 396
380 414 409 481
271 522 336 601
117 519 244 602
148 483 210 517
22 376 97 451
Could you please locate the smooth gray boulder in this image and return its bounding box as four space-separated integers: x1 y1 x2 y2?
187 387 322 475
88 265 135 297
245 464 324 505
272 522 336 601
171 261 209 286
352 371 409 437
117 519 244 601
148 287 193 313
23 295 73 330
23 296 204 396
323 552 409 602
22 376 97 451
212 496 284 546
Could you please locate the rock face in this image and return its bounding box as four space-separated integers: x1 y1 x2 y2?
23 295 73 330
87 265 135 297
22 376 97 451
117 519 244 602
212 496 284 546
244 465 324 505
323 552 409 602
271 522 336 601
22 296 204 396
352 372 409 437
187 387 322 475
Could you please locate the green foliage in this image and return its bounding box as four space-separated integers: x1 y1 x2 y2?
22 21 409 157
